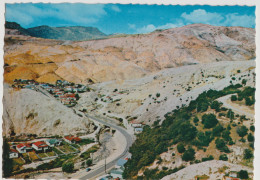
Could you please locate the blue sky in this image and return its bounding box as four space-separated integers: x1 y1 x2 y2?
5 3 255 35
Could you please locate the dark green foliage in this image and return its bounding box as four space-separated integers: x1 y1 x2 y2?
247 133 254 142
177 143 185 153
202 114 218 129
242 79 247 86
250 125 255 132
2 139 13 177
37 154 75 170
236 125 248 138
193 116 199 123
244 149 253 159
226 109 235 120
237 170 249 179
156 93 160 98
182 147 195 161
245 97 254 106
231 95 237 101
75 94 80 100
86 159 92 166
210 101 222 111
212 125 224 137
202 155 214 162
219 154 228 161
192 131 213 147
62 162 74 173
215 138 230 153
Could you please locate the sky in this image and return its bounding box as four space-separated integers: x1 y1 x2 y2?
5 3 256 35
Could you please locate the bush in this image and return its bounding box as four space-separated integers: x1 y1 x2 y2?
237 170 249 179
177 143 186 153
202 114 219 129
156 93 160 98
247 133 254 142
244 149 253 159
215 138 230 153
250 125 255 132
182 147 195 161
193 116 199 123
231 95 237 101
236 125 248 138
86 159 92 166
211 101 221 111
62 162 74 173
219 154 228 161
212 125 224 137
202 155 214 162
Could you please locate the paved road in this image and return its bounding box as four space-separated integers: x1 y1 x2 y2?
79 114 133 180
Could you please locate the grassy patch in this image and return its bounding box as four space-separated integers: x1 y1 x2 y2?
37 153 48 159
53 147 64 155
46 151 56 157
80 145 99 160
12 157 25 166
78 139 95 146
28 151 39 161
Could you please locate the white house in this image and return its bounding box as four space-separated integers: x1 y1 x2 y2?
45 139 62 147
32 141 50 152
9 149 19 159
16 143 33 153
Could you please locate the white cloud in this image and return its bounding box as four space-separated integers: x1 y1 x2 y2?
110 5 121 12
224 13 255 27
181 9 224 25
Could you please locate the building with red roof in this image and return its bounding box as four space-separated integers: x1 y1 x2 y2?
64 135 81 144
32 141 50 152
16 143 33 153
9 148 19 159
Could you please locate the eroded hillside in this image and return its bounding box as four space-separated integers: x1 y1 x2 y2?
4 24 255 84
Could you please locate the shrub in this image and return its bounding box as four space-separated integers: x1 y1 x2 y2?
250 125 255 132
211 101 221 111
193 116 199 123
237 170 249 179
202 114 219 129
202 155 214 162
212 125 224 137
182 147 195 161
215 138 230 153
247 133 254 142
156 93 160 98
242 79 247 86
62 162 74 173
86 159 92 166
236 125 248 138
177 143 185 153
231 95 237 101
244 149 253 159
219 154 228 161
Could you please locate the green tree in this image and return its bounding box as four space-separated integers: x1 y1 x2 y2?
247 133 254 142
2 139 13 177
244 149 253 159
182 147 195 161
231 95 237 101
242 79 247 86
237 170 249 179
236 125 248 138
202 114 218 129
62 162 74 173
193 116 199 123
219 154 228 161
75 94 80 100
210 101 221 111
156 93 160 98
250 125 255 132
177 143 185 153
86 159 92 166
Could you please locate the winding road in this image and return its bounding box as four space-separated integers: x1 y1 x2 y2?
79 114 133 180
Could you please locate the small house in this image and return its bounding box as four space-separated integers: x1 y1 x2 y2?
16 143 33 153
64 136 81 144
115 159 127 169
32 141 50 152
9 149 19 159
134 127 143 134
130 121 143 128
45 139 62 147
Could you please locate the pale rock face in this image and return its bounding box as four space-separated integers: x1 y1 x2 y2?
2 85 94 136
4 24 255 84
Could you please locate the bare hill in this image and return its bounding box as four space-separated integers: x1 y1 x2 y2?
4 24 255 84
2 84 95 136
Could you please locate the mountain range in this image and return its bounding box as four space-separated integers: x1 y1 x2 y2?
5 21 107 41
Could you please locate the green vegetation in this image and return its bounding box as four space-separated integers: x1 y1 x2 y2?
80 145 99 160
237 170 249 179
219 154 228 161
62 162 74 173
177 143 186 153
123 85 254 179
2 139 13 177
244 149 253 159
201 114 218 129
202 155 214 162
236 125 248 138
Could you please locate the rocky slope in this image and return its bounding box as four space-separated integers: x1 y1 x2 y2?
2 84 95 136
4 24 255 84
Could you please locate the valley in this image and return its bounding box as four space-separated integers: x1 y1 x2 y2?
2 22 256 180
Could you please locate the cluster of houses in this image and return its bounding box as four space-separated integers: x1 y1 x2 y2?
130 121 144 134
9 136 82 159
12 79 88 107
